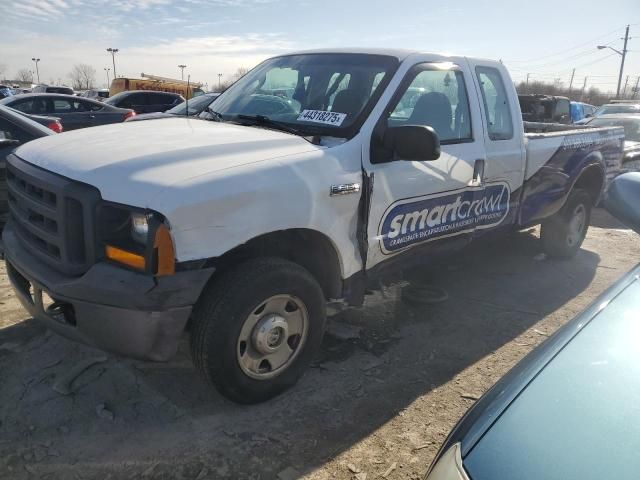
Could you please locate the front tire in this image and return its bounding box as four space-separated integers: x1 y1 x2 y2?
541 188 592 258
190 257 326 404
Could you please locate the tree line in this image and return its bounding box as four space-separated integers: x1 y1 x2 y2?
515 79 638 106
2 63 250 92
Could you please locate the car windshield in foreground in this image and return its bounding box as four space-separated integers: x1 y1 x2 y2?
167 94 215 115
589 117 640 142
210 53 399 137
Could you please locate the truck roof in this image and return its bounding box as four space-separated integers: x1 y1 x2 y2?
279 48 494 64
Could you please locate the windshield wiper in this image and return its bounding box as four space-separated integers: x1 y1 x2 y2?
236 114 305 137
205 107 225 121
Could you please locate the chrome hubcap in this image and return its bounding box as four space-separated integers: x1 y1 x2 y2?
567 204 586 247
237 295 308 380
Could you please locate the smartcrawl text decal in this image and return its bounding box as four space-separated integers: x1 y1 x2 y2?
379 182 510 254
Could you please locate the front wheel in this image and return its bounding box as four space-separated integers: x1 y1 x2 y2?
190 257 326 404
541 188 592 259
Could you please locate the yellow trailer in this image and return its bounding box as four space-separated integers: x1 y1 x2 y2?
109 74 205 99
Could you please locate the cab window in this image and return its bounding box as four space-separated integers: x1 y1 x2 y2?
387 66 472 144
475 66 513 140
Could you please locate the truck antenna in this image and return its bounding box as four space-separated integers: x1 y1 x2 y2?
185 75 190 117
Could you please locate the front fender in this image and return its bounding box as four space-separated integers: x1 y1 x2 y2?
152 144 364 280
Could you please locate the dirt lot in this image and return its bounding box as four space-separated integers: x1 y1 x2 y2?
1 209 638 480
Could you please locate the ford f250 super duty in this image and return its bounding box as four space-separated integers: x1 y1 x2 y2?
2 49 624 403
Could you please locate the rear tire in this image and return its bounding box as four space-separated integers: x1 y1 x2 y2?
541 188 592 259
190 257 326 404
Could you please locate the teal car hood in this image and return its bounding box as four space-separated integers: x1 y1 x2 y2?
465 272 640 480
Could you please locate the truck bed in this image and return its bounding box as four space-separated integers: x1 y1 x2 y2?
523 123 625 189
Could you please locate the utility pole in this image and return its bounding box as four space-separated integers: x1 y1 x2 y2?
106 48 119 78
31 58 40 83
616 24 630 99
622 75 630 98
178 64 187 80
526 73 531 93
597 24 631 99
580 76 588 101
568 68 575 97
217 73 223 90
104 67 111 86
632 76 640 100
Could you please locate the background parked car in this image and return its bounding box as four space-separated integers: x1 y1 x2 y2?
586 114 640 171
593 102 640 116
0 105 55 232
570 101 596 123
425 172 640 480
83 88 110 101
518 94 571 123
31 85 74 95
103 90 184 114
583 103 597 117
0 93 135 130
3 106 63 133
126 92 219 122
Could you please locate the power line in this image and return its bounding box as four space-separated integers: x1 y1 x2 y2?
506 26 626 63
508 43 618 69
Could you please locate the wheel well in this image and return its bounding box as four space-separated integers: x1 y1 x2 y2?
209 229 344 300
573 165 604 204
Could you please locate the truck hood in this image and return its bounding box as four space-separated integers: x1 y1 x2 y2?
14 117 319 206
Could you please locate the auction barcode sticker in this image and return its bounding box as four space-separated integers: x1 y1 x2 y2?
297 109 347 126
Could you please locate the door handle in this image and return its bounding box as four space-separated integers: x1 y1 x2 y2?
470 159 485 186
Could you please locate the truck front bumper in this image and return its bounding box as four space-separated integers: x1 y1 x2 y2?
3 223 214 361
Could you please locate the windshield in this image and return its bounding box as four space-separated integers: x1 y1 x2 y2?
588 117 640 142
47 87 74 95
211 53 398 136
167 94 215 115
595 105 640 115
103 91 128 105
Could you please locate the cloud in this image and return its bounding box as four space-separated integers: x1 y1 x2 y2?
127 33 294 57
1 28 297 88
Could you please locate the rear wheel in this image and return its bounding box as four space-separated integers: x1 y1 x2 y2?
541 188 592 258
190 257 326 404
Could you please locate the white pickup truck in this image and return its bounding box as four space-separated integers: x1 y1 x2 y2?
3 49 624 403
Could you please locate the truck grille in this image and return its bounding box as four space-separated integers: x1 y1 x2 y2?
6 154 100 276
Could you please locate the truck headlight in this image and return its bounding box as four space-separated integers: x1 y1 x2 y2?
130 212 149 244
99 203 175 276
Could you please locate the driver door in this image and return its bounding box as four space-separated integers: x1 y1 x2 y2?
363 60 488 273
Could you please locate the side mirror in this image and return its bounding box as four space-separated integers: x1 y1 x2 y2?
0 133 20 148
384 125 440 161
604 172 640 235
585 113 593 118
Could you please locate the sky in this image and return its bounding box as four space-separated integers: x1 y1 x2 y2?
1 0 639 94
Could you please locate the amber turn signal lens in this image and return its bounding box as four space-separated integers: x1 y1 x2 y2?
154 223 175 276
105 245 145 271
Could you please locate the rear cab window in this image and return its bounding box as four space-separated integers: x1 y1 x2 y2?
475 66 513 140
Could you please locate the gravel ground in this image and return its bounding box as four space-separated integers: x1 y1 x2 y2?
0 208 638 480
